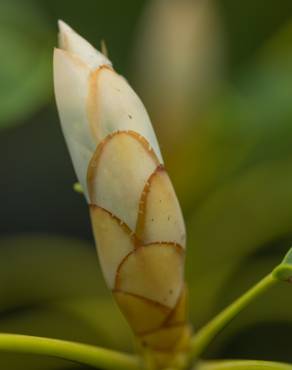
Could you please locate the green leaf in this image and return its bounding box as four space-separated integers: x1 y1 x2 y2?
0 0 53 128
183 18 292 336
187 159 292 327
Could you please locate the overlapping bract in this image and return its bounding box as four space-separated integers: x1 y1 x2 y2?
54 21 190 367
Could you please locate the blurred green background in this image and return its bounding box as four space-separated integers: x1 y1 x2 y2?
1 0 292 368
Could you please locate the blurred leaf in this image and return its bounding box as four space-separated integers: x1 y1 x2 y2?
0 235 104 309
167 89 254 211
187 159 292 326
0 353 80 370
234 20 292 166
0 235 133 369
219 0 292 73
184 19 292 328
0 0 53 128
164 17 292 210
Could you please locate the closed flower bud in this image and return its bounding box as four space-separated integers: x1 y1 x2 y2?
54 21 190 368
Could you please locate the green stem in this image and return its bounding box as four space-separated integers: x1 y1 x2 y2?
196 360 292 370
0 333 140 370
190 272 277 359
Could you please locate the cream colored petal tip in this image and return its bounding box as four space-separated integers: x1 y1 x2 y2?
58 20 112 69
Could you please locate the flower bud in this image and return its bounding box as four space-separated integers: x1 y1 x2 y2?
54 21 190 368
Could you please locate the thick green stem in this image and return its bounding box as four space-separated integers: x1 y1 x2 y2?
0 333 140 370
190 273 277 359
196 360 292 370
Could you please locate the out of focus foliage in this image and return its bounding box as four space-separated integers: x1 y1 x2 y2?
1 0 292 369
0 0 53 127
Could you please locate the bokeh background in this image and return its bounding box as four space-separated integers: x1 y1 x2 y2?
1 0 292 368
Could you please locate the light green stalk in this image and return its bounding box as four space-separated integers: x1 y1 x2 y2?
196 360 292 370
0 333 140 370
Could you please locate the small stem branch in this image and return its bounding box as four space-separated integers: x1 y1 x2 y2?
196 360 292 370
190 273 277 359
0 333 140 370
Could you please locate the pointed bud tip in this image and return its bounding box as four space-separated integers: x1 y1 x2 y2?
58 19 71 33
56 20 112 70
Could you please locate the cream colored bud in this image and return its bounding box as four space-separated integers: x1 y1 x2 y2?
54 21 162 200
54 21 189 368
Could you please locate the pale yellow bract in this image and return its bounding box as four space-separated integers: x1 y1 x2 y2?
53 21 190 369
